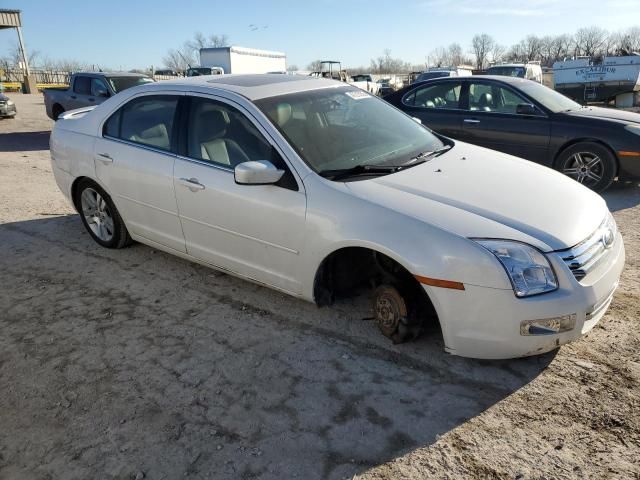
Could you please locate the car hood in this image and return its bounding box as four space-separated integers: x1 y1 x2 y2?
345 142 608 252
563 106 640 125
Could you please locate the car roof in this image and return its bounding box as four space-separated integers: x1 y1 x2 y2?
413 75 534 85
75 71 150 78
144 74 344 100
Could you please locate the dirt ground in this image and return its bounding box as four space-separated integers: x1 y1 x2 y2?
0 94 638 480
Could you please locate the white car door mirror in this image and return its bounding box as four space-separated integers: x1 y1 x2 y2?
234 160 285 185
412 117 422 124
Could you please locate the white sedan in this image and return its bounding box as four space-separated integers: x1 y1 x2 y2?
49 75 625 359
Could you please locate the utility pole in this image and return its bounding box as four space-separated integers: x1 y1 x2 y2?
16 24 30 76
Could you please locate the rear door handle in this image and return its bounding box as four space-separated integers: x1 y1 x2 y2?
463 118 481 124
178 177 205 191
97 153 113 163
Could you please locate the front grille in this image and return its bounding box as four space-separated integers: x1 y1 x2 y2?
558 219 611 281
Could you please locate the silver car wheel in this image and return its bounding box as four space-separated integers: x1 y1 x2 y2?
80 188 114 242
561 152 603 187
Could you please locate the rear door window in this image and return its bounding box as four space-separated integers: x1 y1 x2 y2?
103 95 179 152
403 82 462 109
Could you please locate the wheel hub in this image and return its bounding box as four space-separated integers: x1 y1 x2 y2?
373 286 408 338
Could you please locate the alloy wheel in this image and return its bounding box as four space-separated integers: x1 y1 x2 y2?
80 188 115 242
561 152 604 187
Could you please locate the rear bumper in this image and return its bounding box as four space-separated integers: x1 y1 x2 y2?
427 233 625 359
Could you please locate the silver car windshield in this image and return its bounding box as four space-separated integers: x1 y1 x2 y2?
256 87 445 174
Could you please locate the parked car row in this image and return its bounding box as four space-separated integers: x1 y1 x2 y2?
50 74 629 359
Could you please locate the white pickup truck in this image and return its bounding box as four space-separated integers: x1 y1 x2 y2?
350 74 380 95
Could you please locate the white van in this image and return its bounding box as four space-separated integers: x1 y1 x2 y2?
486 62 543 83
414 66 473 83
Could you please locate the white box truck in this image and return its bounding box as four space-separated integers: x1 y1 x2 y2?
198 46 287 75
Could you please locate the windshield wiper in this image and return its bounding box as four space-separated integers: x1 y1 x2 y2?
408 145 452 163
319 164 402 181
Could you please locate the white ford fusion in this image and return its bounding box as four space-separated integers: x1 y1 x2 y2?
49 75 625 359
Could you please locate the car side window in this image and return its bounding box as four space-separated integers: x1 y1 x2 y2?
469 83 530 114
186 97 272 168
403 83 461 109
90 78 109 97
186 96 298 190
73 76 91 95
103 95 178 152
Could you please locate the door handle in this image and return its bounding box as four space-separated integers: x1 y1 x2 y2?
463 118 481 124
178 177 205 191
97 153 113 163
70 95 77 99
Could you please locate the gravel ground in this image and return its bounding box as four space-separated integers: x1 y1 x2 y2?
0 94 639 480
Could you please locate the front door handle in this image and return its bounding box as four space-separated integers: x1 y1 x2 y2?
178 177 205 191
463 118 481 124
97 153 113 163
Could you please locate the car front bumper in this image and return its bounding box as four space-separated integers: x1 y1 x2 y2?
0 102 16 117
426 233 625 359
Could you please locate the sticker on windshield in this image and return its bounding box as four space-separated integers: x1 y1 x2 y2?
345 90 371 100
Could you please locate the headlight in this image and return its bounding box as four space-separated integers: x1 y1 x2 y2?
625 124 640 136
474 240 558 297
6 100 13 106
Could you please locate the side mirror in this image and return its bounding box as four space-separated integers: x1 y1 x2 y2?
234 160 284 185
95 87 109 98
516 103 537 115
412 116 422 124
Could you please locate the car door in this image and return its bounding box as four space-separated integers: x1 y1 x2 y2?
398 80 463 137
459 80 551 163
94 93 186 253
173 95 306 294
67 76 93 110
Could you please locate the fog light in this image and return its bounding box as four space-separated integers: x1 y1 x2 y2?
520 314 576 336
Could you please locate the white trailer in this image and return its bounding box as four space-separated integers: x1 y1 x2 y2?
199 46 287 75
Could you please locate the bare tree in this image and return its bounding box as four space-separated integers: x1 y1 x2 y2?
370 50 411 74
286 64 299 72
307 60 323 72
489 43 506 65
472 33 495 69
574 26 608 56
164 32 230 72
617 26 640 54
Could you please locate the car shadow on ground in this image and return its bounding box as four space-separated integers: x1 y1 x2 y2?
604 180 640 212
0 130 50 152
0 215 557 479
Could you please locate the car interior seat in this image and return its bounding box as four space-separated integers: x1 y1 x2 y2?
478 93 493 111
194 109 250 166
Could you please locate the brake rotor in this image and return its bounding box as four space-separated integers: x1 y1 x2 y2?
373 285 408 339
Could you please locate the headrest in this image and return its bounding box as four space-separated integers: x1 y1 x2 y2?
197 109 229 141
274 103 292 126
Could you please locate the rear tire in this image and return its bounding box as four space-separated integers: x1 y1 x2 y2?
75 179 132 249
555 142 616 192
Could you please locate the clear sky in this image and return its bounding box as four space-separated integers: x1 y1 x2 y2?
2 0 640 70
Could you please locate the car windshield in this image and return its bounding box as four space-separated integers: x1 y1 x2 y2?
487 66 525 77
255 87 445 176
108 76 153 93
517 81 581 113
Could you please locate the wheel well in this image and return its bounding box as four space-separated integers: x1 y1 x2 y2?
313 247 440 328
553 138 619 175
70 176 89 212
